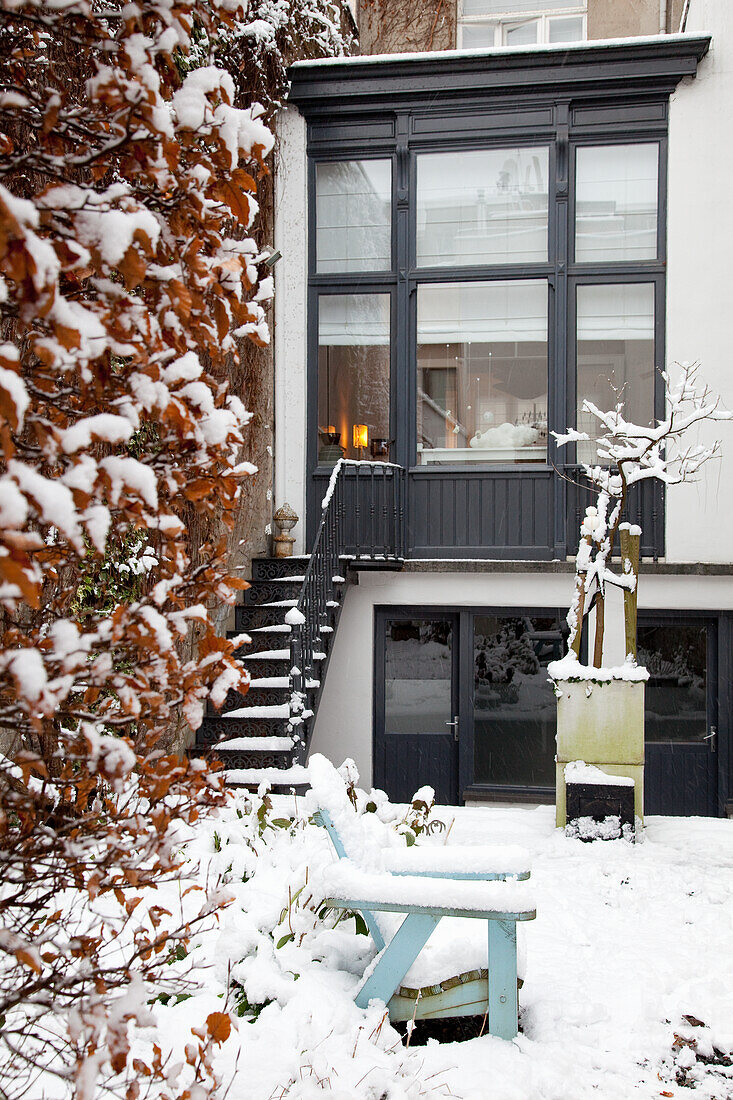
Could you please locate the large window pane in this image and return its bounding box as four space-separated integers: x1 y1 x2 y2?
316 160 391 273
385 619 453 734
461 21 496 47
576 283 654 464
548 15 584 41
575 144 658 262
417 280 548 464
318 294 390 464
473 615 564 787
417 147 549 267
504 19 538 44
638 623 708 743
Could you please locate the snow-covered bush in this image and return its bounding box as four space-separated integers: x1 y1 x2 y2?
0 1 316 1094
165 776 448 1098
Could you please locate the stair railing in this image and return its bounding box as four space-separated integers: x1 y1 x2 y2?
288 459 404 757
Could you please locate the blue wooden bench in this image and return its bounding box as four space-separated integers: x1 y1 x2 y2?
308 755 536 1039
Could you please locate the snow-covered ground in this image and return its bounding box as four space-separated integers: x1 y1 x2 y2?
152 787 733 1100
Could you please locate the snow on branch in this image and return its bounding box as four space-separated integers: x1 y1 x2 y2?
553 362 732 669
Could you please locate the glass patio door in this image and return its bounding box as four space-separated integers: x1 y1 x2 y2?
640 617 718 816
374 615 459 805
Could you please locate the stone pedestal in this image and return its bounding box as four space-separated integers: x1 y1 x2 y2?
554 679 645 826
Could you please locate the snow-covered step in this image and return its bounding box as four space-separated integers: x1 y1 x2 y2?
249 624 291 633
215 736 293 752
250 677 320 689
246 649 290 661
224 765 310 787
262 599 299 608
270 576 306 583
222 703 290 719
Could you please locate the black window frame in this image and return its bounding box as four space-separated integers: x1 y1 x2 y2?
291 37 710 554
308 128 667 476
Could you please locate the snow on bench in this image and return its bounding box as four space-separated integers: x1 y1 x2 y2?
320 860 536 920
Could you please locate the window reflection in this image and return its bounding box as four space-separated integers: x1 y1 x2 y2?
417 281 548 464
575 144 658 262
638 623 708 743
417 147 549 267
385 619 453 734
576 283 655 464
473 615 565 787
316 159 391 273
318 294 390 464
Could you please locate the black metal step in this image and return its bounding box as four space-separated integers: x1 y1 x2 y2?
236 605 294 630
192 746 294 771
218 686 289 711
250 556 310 582
243 579 303 605
235 627 292 654
236 654 291 678
197 714 293 743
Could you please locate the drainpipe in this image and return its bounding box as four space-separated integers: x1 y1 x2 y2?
680 0 691 32
659 0 668 34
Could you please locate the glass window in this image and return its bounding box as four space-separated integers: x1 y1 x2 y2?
385 619 453 734
575 144 658 262
504 19 539 44
318 294 390 464
417 147 549 267
315 159 391 273
638 623 708 742
576 283 655 464
548 14 584 41
417 280 548 465
461 21 496 47
473 614 564 786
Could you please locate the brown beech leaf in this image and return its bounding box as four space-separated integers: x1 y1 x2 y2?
206 1011 231 1045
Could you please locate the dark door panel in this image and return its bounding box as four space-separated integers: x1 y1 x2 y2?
378 733 457 805
645 742 717 817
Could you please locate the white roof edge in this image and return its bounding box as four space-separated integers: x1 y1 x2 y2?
291 32 706 70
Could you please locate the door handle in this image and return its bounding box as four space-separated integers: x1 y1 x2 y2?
445 715 459 741
704 726 717 753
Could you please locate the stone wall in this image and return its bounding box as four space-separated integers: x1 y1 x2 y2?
356 0 455 54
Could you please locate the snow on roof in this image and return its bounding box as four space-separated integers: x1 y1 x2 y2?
291 33 701 70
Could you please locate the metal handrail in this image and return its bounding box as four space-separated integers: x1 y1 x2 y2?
288 460 404 757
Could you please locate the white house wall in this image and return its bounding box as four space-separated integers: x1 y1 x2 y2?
309 569 733 783
274 107 308 554
666 0 733 562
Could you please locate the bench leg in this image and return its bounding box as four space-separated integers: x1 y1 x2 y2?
487 918 518 1040
355 912 440 1011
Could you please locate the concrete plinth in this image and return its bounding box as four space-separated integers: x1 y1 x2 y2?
555 679 645 827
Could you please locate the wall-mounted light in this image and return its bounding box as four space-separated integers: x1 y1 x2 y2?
264 248 282 268
353 424 368 452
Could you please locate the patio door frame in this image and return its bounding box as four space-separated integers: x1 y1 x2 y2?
373 607 462 805
374 605 567 805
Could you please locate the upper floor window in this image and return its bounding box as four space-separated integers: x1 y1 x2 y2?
315 159 392 273
575 143 659 262
417 146 549 267
459 0 586 48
